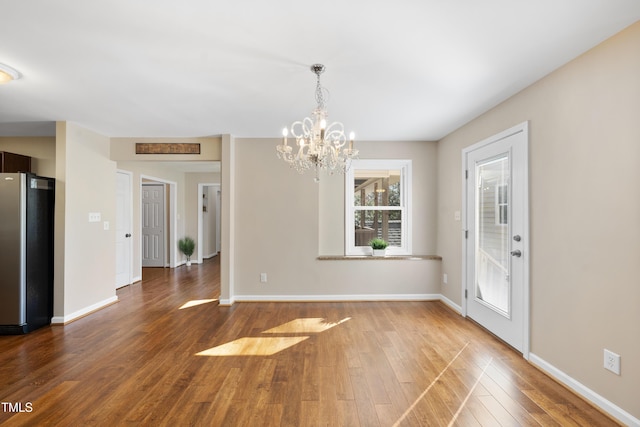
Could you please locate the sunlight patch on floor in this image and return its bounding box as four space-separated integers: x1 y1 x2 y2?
393 342 470 427
195 336 309 356
447 357 493 427
179 299 217 310
262 317 351 334
195 317 351 357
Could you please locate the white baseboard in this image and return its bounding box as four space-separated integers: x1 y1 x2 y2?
529 353 640 427
232 294 442 303
439 294 462 314
51 296 119 325
131 275 142 284
219 297 235 306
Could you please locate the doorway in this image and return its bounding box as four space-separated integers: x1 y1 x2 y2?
462 122 529 356
139 175 178 270
141 183 166 267
197 183 221 264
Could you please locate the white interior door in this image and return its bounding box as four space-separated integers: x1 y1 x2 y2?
142 184 165 267
463 122 529 354
115 171 132 288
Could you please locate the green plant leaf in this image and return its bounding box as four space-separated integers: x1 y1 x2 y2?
178 236 195 258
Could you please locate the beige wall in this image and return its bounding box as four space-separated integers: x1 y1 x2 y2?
54 122 117 318
437 22 640 418
318 140 438 256
0 136 56 177
232 138 441 299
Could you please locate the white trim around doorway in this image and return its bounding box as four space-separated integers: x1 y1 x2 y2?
461 121 530 359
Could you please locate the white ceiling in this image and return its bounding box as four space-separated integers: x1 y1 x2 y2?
1 1 639 141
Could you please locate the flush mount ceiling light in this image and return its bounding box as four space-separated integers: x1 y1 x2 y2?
0 63 22 84
277 64 358 182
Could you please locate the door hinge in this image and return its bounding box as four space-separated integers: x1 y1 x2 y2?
465 170 468 179
465 230 469 239
465 289 468 299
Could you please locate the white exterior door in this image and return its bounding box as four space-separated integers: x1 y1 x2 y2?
463 122 529 354
142 184 165 267
115 171 132 288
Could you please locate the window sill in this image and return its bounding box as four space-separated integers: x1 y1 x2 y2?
317 255 442 261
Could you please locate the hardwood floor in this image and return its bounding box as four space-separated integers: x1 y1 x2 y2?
0 257 619 426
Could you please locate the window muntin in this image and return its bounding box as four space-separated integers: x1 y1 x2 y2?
496 184 508 225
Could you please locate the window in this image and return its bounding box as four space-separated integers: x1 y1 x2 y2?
345 159 412 255
496 184 508 225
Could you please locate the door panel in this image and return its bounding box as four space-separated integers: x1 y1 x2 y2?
142 184 165 267
464 123 528 354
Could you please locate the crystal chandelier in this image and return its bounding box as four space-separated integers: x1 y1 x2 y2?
277 64 358 182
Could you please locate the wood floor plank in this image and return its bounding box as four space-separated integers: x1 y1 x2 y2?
476 394 520 426
0 258 623 426
2 381 79 427
464 396 502 427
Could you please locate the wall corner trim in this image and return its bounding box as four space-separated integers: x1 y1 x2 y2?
51 296 119 325
219 298 235 306
439 295 462 314
529 353 640 427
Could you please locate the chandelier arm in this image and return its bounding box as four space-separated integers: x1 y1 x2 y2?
324 129 347 147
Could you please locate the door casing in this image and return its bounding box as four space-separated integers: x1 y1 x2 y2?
462 121 530 359
116 170 133 288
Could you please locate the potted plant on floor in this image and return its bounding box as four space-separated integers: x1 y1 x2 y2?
369 238 388 256
178 236 195 266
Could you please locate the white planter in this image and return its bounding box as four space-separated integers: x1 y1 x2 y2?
372 249 386 257
186 259 192 266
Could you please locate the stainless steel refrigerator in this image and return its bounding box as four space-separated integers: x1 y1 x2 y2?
0 173 55 334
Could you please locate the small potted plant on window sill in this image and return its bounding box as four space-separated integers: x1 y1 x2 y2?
178 236 196 266
369 238 388 256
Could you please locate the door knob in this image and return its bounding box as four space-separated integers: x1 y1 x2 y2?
510 249 522 257
513 235 521 242
125 233 131 238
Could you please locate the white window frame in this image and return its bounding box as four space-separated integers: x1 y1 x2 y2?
345 159 412 255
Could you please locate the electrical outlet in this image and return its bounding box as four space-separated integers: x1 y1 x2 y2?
260 273 267 283
88 212 101 222
604 349 621 375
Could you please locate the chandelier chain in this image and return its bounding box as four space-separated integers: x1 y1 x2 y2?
315 73 325 110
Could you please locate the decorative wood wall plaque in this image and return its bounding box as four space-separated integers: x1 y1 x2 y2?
135 143 201 154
